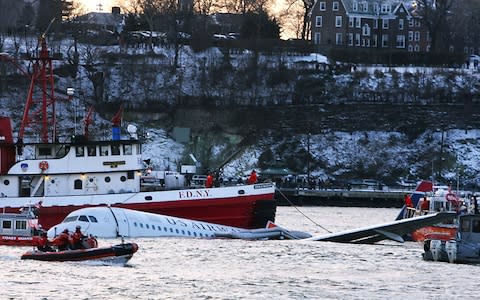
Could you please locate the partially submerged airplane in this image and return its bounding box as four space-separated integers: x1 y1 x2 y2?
47 206 455 244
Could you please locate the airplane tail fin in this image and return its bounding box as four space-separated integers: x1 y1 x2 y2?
266 221 278 229
395 180 433 220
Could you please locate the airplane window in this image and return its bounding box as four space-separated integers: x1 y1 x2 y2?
194 232 197 237
140 223 144 228
175 229 179 234
181 230 185 235
152 225 155 230
88 216 98 223
188 231 191 236
79 215 89 222
63 216 78 223
146 224 149 229
199 233 203 237
134 222 137 227
169 228 173 233
158 226 162 231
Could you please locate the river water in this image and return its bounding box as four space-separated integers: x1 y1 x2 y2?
1 207 477 299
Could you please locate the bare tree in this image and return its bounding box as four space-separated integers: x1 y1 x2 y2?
219 0 270 14
281 0 313 40
414 0 454 52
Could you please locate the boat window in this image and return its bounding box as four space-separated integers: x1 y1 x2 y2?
74 179 83 190
461 219 471 232
136 144 141 154
105 176 111 183
472 220 480 233
2 220 12 229
76 146 85 157
38 147 52 156
63 216 78 223
3 179 9 185
145 196 152 201
88 216 98 222
100 145 109 156
120 176 127 182
15 220 27 230
78 215 89 222
123 144 132 155
87 146 96 156
127 171 134 180
111 145 120 155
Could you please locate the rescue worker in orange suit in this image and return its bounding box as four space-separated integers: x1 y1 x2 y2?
37 232 53 252
247 170 258 185
70 225 86 250
52 229 70 251
205 172 214 188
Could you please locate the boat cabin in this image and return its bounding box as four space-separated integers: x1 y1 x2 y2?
458 214 480 242
0 206 39 237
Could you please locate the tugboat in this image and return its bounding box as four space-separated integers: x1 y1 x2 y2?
0 34 276 230
423 213 480 264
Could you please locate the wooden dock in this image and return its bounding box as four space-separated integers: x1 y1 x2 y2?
276 188 406 208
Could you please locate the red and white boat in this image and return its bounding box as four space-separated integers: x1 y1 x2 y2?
0 36 276 231
0 206 43 246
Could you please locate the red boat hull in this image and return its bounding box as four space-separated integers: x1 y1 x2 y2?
33 194 276 230
411 226 457 242
0 235 41 247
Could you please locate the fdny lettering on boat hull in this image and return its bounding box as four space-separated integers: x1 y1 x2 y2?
178 190 210 199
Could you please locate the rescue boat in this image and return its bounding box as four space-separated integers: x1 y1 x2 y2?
20 242 138 264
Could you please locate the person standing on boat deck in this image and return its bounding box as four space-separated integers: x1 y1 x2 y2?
70 225 86 249
205 172 214 188
52 229 70 251
247 170 258 185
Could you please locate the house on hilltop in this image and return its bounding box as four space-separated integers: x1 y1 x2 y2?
310 0 430 52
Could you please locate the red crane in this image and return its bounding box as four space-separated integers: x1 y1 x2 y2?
17 18 57 144
83 105 95 140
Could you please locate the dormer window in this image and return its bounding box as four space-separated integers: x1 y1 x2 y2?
333 1 339 11
353 1 358 11
363 1 368 12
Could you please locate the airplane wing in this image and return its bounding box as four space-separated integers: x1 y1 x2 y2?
304 212 456 244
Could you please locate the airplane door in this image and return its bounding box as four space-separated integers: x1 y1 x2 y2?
111 208 131 237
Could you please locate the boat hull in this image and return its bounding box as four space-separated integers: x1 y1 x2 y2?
0 235 41 247
1 184 277 230
411 225 457 242
20 242 138 263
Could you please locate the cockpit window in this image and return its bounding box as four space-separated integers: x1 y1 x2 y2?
78 215 89 222
63 216 78 223
88 216 98 223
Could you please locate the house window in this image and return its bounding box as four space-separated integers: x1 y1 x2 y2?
381 4 390 13
408 45 413 52
319 1 326 11
414 31 420 42
355 17 361 28
382 34 389 47
348 33 353 46
373 3 378 13
408 31 413 41
335 33 343 45
409 19 414 27
382 19 389 29
353 1 358 11
374 19 378 29
314 32 321 44
415 45 420 52
372 34 377 47
355 33 360 46
399 19 404 30
363 1 368 12
415 19 420 27
335 16 342 27
396 35 405 48
333 1 339 11
349 17 354 28
362 24 370 36
316 16 323 27
364 38 370 47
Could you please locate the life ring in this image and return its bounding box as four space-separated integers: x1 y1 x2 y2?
39 161 49 171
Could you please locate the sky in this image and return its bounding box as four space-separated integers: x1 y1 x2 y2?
80 0 126 13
